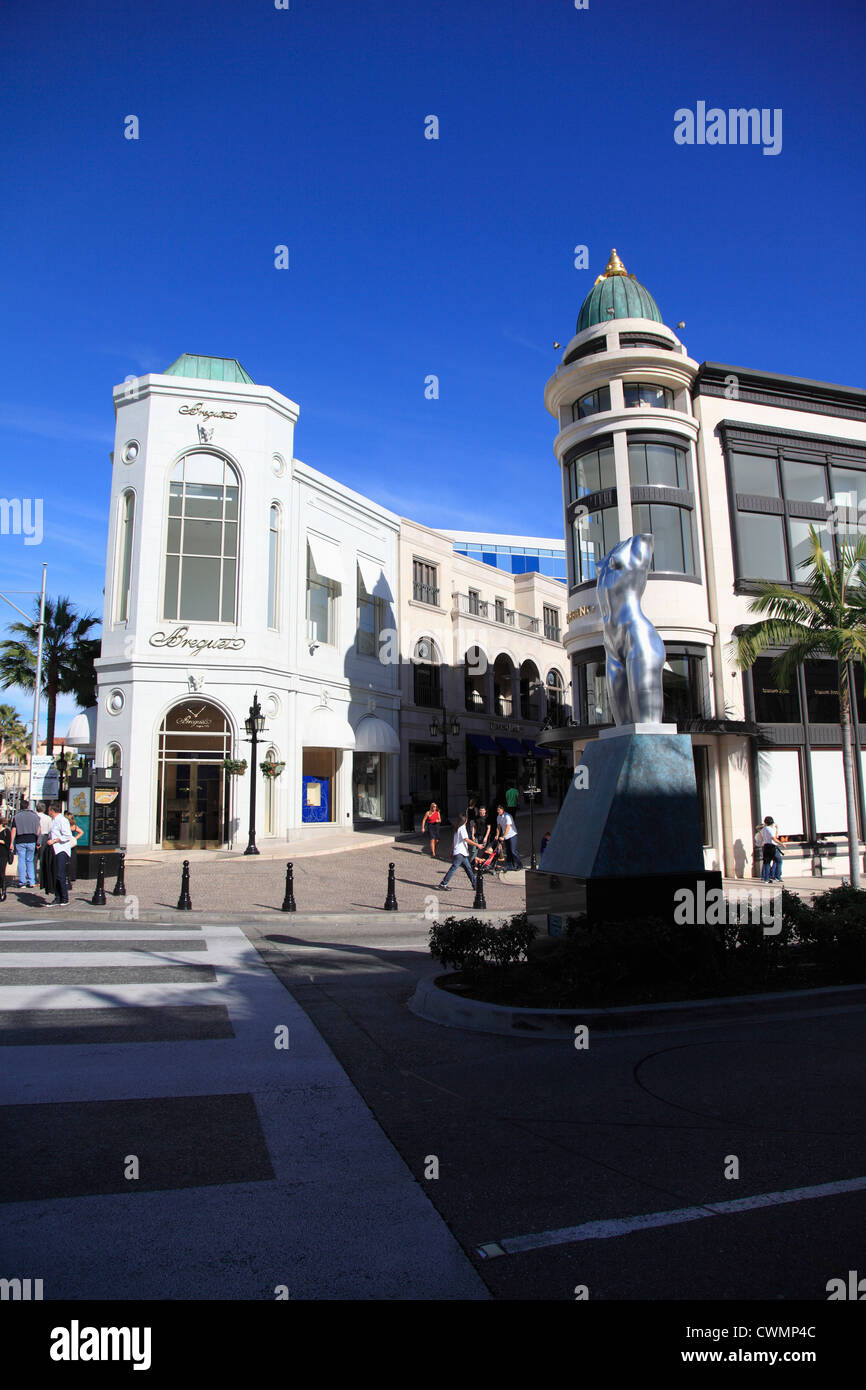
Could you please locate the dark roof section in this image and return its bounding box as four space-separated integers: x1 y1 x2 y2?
694 362 866 422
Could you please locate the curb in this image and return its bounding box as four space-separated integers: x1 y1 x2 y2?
0 908 513 927
408 974 866 1038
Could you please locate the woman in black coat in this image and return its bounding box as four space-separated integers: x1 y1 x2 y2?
0 818 12 900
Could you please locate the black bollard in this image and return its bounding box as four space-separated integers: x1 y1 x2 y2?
111 852 127 897
91 855 107 906
383 861 398 911
177 859 192 911
472 867 487 911
281 861 297 913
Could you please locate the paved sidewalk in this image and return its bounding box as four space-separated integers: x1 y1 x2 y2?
0 916 487 1299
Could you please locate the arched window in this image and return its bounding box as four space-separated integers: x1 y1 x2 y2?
493 655 513 717
546 670 567 727
264 744 278 835
520 661 540 721
267 504 280 629
164 452 239 623
115 490 135 622
413 638 441 708
464 647 487 712
105 743 122 772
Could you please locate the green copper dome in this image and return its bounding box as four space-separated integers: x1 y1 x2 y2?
164 354 255 384
576 250 663 333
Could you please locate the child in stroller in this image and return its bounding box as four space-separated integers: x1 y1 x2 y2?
472 838 505 881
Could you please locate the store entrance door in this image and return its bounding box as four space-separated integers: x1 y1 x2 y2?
157 700 231 849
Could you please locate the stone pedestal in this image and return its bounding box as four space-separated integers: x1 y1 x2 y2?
525 727 721 926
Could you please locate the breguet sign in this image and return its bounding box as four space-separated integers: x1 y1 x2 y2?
149 626 245 653
178 402 238 422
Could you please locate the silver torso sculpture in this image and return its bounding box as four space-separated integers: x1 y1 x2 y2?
596 534 666 725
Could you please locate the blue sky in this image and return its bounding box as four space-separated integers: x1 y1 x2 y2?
1 0 865 734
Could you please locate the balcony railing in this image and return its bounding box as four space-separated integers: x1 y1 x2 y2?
413 581 440 606
454 593 539 632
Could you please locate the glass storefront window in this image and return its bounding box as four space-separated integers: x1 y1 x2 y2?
662 654 706 722
574 654 611 725
353 752 383 821
631 503 695 574
810 750 848 835
757 749 805 838
693 745 712 848
781 458 827 505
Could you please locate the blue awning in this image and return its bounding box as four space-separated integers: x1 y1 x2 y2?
467 733 500 755
497 737 529 757
524 741 554 760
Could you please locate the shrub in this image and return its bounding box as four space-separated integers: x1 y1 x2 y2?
428 913 536 972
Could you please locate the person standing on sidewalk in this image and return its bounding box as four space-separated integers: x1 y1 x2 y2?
10 800 40 888
505 783 520 815
45 803 75 906
421 802 441 858
759 816 783 883
0 817 12 900
437 814 479 891
496 802 523 872
36 801 54 895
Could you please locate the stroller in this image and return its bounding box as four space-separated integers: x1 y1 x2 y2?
472 839 505 882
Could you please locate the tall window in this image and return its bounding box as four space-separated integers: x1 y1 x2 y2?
543 606 560 641
307 546 338 645
267 505 280 629
628 439 695 576
571 385 611 421
564 442 616 503
356 564 385 657
572 504 620 585
413 559 439 605
116 489 135 623
164 452 239 622
413 638 441 707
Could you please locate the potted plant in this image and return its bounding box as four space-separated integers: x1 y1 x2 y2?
223 758 248 776
260 759 286 779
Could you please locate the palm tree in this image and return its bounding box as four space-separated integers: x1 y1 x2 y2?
0 597 101 755
733 529 866 888
0 703 29 762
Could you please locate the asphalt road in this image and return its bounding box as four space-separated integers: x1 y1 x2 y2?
246 913 866 1301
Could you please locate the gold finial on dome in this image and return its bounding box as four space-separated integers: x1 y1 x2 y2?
594 248 628 284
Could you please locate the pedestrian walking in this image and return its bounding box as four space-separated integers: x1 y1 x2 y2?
421 802 442 858
0 817 12 900
45 803 75 906
437 813 479 891
10 800 40 888
496 802 523 871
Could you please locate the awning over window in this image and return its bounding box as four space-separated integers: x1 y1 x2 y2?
497 737 529 757
353 715 399 753
303 704 356 749
524 741 554 760
307 532 343 585
467 733 500 755
357 554 393 601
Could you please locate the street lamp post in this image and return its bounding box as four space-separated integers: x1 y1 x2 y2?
428 713 460 823
523 756 540 870
243 692 267 856
56 747 68 808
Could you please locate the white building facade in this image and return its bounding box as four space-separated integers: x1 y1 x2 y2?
95 356 400 853
544 250 866 877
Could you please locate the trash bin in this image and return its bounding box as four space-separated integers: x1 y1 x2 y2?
400 803 415 834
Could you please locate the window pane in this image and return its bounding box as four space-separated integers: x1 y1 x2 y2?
268 527 278 628
575 450 600 496
732 453 779 496
811 750 847 834
737 513 787 579
183 486 223 519
646 442 681 488
180 557 220 620
221 560 236 622
308 580 329 643
782 458 827 505
640 384 670 409
223 521 237 558
831 467 866 510
598 445 616 490
628 442 648 486
183 453 226 485
624 384 640 408
647 503 684 571
163 554 179 619
224 486 239 520
680 508 695 573
805 659 839 724
757 750 804 837
752 657 801 722
183 519 223 555
169 483 183 516
578 657 611 724
118 493 134 622
789 519 831 574
166 518 181 553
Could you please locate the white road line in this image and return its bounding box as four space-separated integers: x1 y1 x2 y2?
489 1175 866 1256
